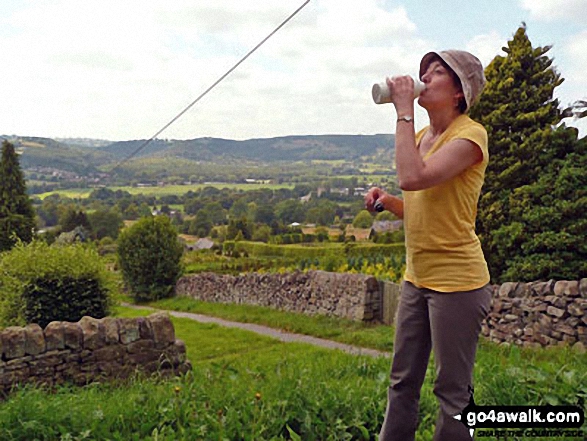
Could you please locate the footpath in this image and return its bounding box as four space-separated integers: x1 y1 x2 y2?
122 303 390 359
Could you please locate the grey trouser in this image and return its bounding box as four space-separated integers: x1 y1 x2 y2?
379 281 492 441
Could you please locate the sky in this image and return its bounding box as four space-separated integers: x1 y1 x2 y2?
0 0 585 141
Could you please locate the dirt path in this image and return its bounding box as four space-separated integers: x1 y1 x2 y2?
122 303 390 359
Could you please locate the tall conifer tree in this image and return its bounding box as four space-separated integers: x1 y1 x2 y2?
0 140 36 251
470 25 586 281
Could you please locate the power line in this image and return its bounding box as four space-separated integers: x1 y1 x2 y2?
110 0 311 174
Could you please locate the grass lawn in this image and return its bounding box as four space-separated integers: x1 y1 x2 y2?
138 297 395 352
0 302 584 440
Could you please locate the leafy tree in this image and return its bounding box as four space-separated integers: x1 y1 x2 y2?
115 197 133 214
200 186 222 198
0 141 35 251
89 187 131 201
201 201 226 225
375 210 396 222
496 137 586 280
123 203 140 220
88 208 124 240
226 217 252 241
352 210 374 228
117 216 184 302
160 194 181 205
138 202 153 218
293 184 313 197
254 202 276 225
60 208 91 233
36 197 61 227
305 200 337 226
171 211 184 228
191 210 213 237
275 199 305 224
228 198 248 220
469 25 586 281
252 224 272 242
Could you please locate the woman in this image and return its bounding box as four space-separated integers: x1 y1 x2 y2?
365 50 491 441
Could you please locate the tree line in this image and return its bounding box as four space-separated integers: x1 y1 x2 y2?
33 183 391 243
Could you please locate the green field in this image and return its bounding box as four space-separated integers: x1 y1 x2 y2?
35 182 296 199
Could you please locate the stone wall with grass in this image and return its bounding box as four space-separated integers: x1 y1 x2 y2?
0 313 191 394
176 272 587 348
175 270 382 321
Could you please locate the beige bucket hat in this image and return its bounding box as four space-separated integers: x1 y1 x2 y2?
419 50 486 111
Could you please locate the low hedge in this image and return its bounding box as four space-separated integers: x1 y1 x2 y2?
23 277 110 328
228 241 406 260
0 241 112 328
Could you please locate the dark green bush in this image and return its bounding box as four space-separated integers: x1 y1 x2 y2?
117 216 184 302
0 240 112 328
23 277 109 328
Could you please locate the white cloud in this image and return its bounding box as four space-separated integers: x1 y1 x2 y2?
466 31 507 67
562 30 587 84
558 30 587 136
0 0 434 140
520 0 587 23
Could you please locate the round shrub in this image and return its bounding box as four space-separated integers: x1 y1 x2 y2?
0 240 113 328
117 216 184 302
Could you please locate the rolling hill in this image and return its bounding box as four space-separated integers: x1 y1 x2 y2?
2 133 396 180
95 134 395 162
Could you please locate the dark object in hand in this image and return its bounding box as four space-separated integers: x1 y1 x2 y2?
374 200 384 212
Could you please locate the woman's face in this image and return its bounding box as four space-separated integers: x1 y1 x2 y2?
417 59 463 112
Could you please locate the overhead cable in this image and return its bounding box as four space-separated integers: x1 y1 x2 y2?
110 0 311 173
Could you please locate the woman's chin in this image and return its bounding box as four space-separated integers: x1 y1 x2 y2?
417 96 429 110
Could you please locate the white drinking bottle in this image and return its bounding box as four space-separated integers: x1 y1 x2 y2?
372 77 425 104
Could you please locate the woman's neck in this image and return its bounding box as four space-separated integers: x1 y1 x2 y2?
427 108 463 137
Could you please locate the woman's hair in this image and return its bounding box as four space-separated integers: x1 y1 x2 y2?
427 55 468 114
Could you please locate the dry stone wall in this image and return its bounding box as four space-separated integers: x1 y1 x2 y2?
0 313 191 394
482 279 587 349
175 271 381 321
176 272 587 348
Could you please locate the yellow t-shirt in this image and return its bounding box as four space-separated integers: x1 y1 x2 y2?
403 114 490 292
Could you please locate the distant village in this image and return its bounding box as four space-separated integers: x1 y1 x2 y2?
26 166 109 184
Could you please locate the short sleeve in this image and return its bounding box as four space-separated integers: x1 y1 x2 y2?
458 120 488 164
